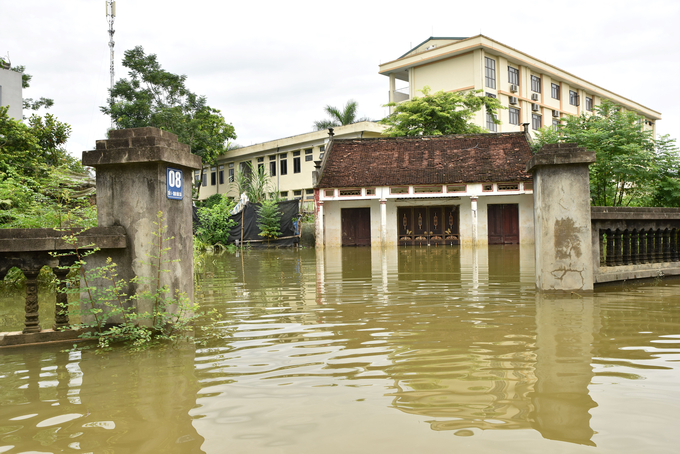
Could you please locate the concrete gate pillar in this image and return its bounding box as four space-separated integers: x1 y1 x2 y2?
526 143 596 291
82 127 202 319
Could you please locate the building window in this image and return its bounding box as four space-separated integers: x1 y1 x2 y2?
339 189 361 196
532 113 542 130
486 112 497 132
498 183 519 191
531 75 541 93
508 66 519 85
239 162 251 179
305 189 314 199
414 186 443 194
210 167 216 186
202 169 207 187
280 191 288 200
194 170 200 183
218 165 224 185
569 90 579 106
552 119 560 131
305 148 313 161
257 157 264 174
319 145 325 160
268 155 276 177
586 97 593 111
293 190 302 199
509 107 520 125
484 57 496 89
228 163 234 182
280 155 288 175
293 151 301 173
551 83 560 100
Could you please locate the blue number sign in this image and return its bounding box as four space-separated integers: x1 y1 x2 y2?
167 167 183 200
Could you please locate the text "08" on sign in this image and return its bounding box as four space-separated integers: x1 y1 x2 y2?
166 167 183 200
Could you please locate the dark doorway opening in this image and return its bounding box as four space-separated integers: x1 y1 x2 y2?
488 204 519 244
341 208 371 246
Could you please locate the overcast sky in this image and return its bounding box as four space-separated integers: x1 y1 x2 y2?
2 0 679 158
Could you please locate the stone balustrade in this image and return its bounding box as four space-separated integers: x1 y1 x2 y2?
591 207 680 283
0 227 126 342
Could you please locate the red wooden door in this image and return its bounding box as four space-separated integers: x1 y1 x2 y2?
341 208 371 246
488 204 519 244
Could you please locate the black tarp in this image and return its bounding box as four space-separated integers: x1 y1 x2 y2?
194 199 300 247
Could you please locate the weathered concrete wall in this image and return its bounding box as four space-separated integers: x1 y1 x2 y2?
82 128 201 321
527 143 596 291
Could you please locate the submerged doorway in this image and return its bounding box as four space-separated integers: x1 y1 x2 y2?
398 206 460 246
341 208 371 246
488 204 519 244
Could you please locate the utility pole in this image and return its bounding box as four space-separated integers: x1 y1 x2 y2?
106 1 116 129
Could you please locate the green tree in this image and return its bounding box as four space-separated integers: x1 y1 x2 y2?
101 46 236 169
0 106 92 228
257 198 282 242
235 162 273 203
379 86 503 137
314 99 369 130
10 65 55 112
648 135 680 207
534 100 661 207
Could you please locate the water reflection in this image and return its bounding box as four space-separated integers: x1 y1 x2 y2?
0 345 204 453
3 247 680 452
532 294 599 446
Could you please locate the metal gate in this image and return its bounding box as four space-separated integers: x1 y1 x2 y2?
398 206 460 246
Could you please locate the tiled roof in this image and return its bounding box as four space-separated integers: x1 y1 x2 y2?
317 132 533 188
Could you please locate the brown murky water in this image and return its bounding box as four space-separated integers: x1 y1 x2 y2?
2 246 680 453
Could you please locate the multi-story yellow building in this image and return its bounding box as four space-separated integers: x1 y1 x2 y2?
379 35 661 135
196 121 386 202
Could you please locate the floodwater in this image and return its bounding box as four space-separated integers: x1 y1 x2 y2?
2 246 680 453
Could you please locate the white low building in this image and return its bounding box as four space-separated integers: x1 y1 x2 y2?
314 131 535 248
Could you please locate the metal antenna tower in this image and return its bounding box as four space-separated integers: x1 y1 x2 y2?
106 1 116 128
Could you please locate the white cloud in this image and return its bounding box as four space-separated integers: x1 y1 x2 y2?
2 0 678 155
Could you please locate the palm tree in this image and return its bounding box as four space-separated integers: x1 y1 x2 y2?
313 100 369 130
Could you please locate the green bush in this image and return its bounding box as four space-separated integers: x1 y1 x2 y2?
195 194 237 246
56 211 198 350
257 199 282 241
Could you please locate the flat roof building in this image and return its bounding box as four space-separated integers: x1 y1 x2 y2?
379 35 661 136
197 121 387 203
